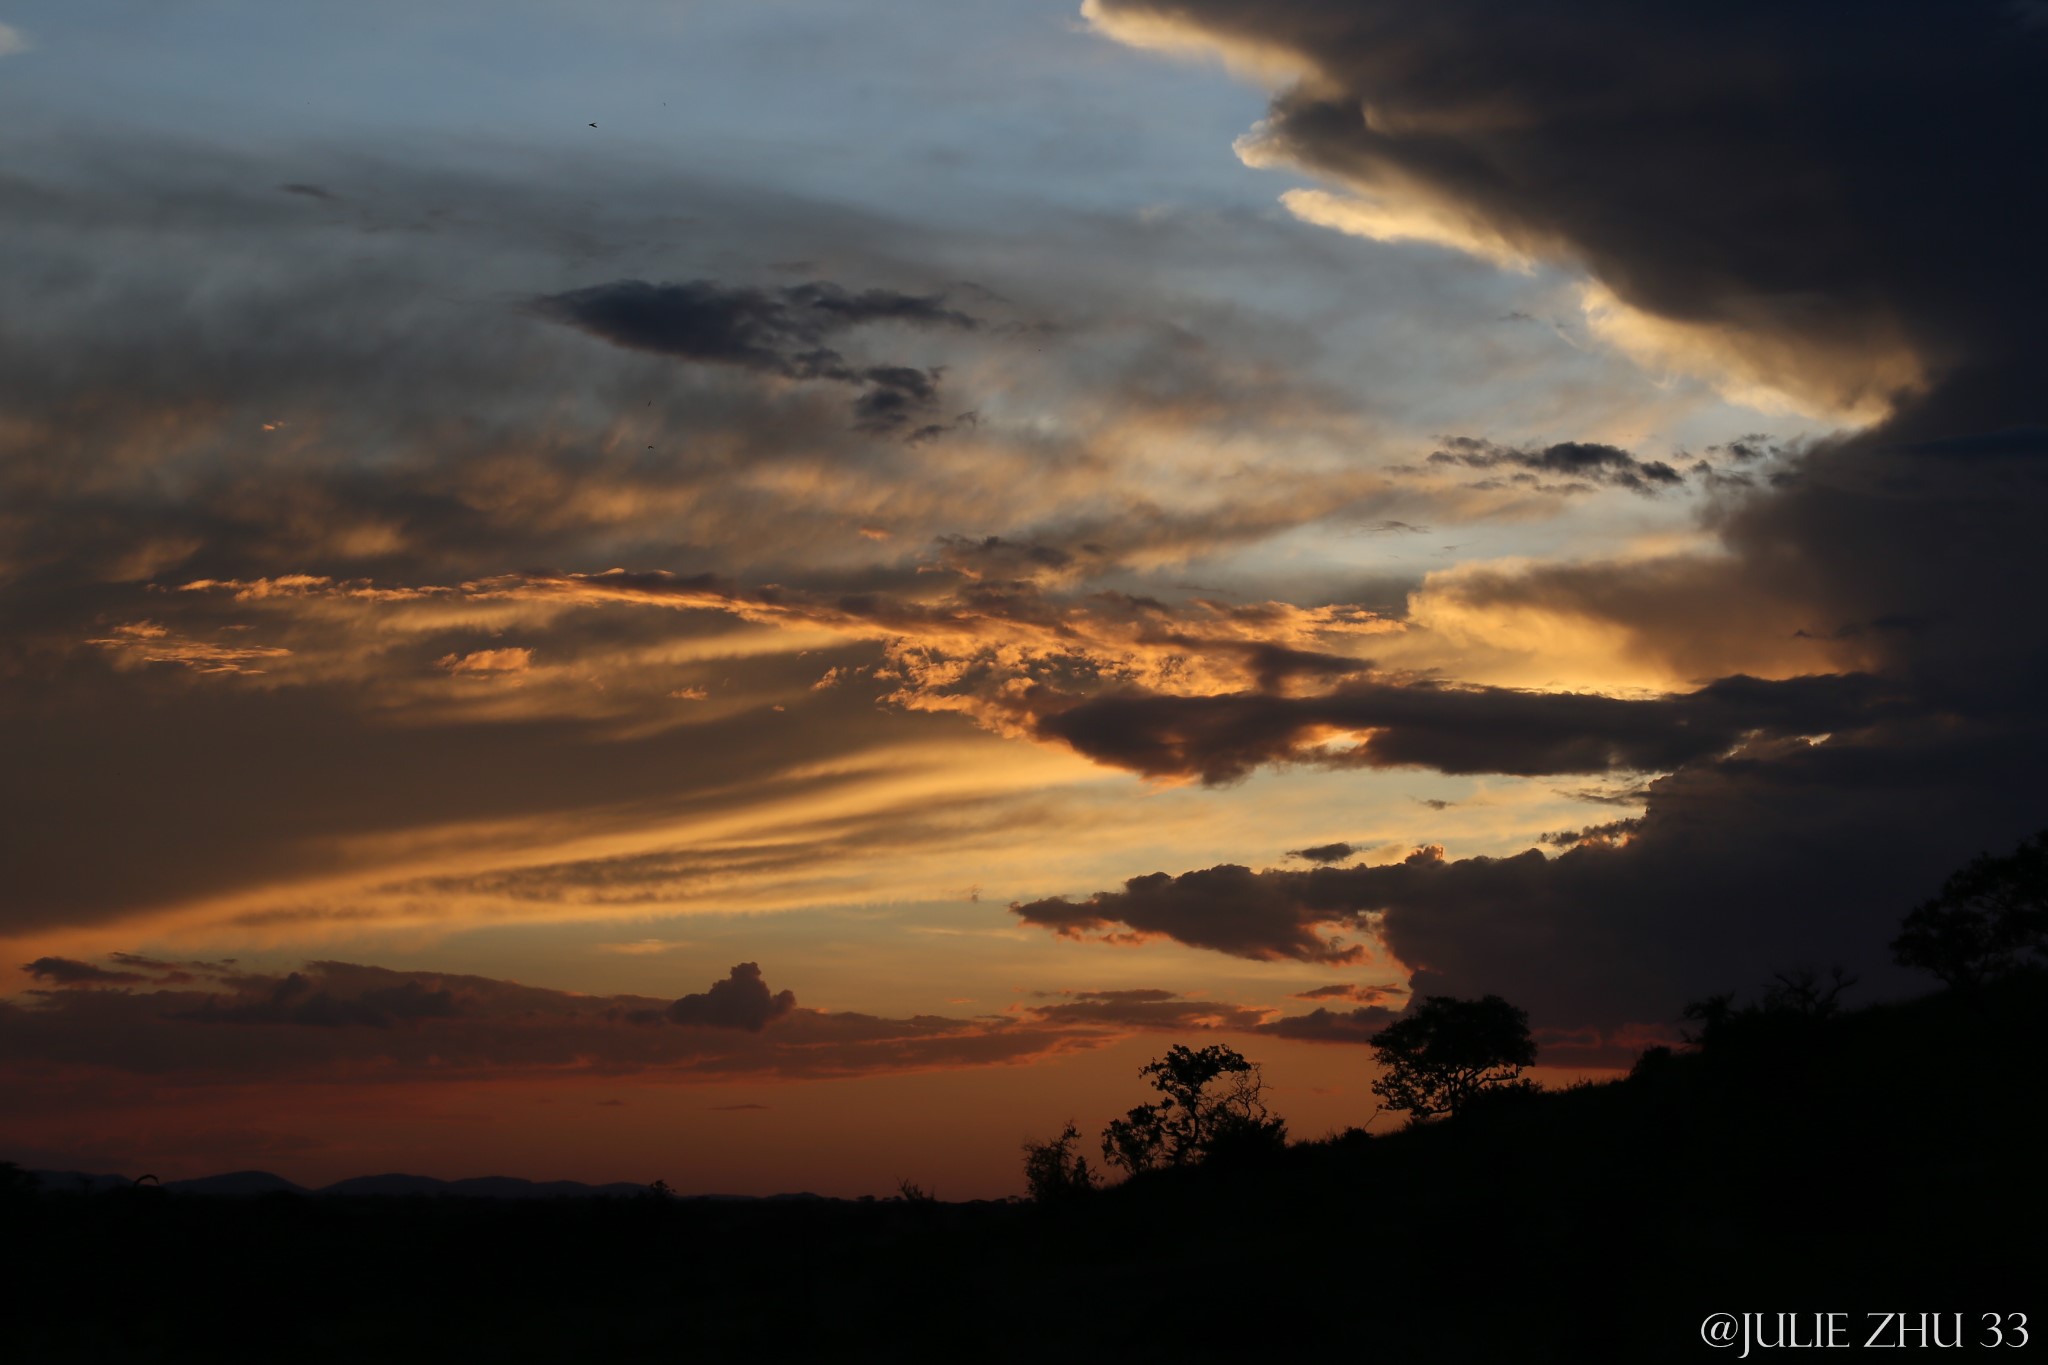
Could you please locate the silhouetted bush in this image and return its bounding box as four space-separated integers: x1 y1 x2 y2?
1020 1122 1098 1203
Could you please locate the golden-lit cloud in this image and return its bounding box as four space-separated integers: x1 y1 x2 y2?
1395 549 1876 692
1275 186 1541 273
1577 283 1921 427
1078 0 1315 87
437 647 534 676
86 621 293 675
1092 0 1935 428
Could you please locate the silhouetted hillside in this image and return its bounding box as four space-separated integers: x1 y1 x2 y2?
8 975 2041 1363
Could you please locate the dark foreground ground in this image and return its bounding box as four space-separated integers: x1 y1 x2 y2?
9 978 2042 1363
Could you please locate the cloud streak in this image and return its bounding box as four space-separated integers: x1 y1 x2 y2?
533 278 977 433
1 956 1351 1086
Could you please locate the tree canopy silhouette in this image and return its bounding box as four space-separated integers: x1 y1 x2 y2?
1100 1043 1284 1175
1368 994 1537 1121
1020 1122 1098 1203
1891 829 2048 989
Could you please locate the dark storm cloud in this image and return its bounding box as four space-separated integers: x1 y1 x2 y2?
1015 711 2048 1027
1031 0 2048 1038
531 278 975 431
1034 671 1891 786
9 0 2048 1081
665 962 797 1032
1095 0 2044 416
1427 438 1683 495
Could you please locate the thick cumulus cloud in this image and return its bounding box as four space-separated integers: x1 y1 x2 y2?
1091 0 2044 421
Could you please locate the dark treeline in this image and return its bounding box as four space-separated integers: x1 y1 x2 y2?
8 833 2044 1362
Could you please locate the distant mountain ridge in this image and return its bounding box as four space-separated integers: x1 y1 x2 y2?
23 1168 832 1201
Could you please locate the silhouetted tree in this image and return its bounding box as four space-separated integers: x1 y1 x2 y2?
1101 1102 1170 1176
1020 1122 1098 1202
1892 831 2048 989
1369 994 1537 1121
1678 992 1737 1047
1100 1043 1283 1174
1762 965 1857 1017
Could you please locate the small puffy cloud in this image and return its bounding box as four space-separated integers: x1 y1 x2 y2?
665 962 797 1032
1288 841 1356 865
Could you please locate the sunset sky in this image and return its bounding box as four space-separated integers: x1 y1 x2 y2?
4 0 2043 1198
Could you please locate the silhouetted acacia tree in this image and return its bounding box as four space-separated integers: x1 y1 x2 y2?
1021 1122 1098 1202
1892 830 2048 989
1100 1043 1284 1175
1368 994 1537 1121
